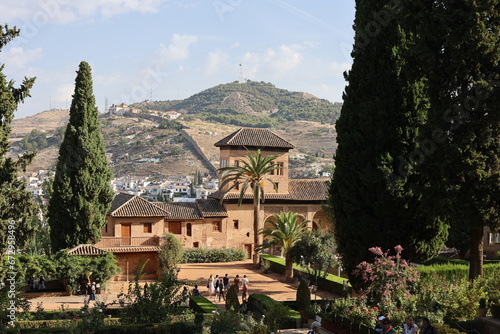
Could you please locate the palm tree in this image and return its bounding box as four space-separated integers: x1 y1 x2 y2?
259 211 310 281
218 149 279 265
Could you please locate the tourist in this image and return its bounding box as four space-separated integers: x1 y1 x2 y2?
181 286 189 306
233 275 241 293
214 275 220 300
39 275 46 289
192 284 200 296
241 274 249 298
374 316 385 334
207 275 215 297
404 317 418 334
420 317 438 334
241 274 249 288
218 281 225 302
308 321 321 334
223 273 230 291
382 318 396 334
89 282 96 301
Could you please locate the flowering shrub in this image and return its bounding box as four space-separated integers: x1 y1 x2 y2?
69 302 111 334
352 245 419 314
330 297 378 328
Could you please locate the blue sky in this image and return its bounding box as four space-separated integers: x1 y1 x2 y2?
1 0 355 118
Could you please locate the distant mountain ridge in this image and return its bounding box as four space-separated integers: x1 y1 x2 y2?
132 81 341 126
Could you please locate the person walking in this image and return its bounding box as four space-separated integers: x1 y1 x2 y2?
89 282 96 301
192 284 200 296
39 276 46 289
233 275 241 293
207 275 215 297
223 274 230 291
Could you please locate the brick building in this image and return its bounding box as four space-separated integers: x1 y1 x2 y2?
92 128 329 280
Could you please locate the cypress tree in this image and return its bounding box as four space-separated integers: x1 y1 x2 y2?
47 61 114 251
327 1 448 278
402 1 500 279
0 25 38 256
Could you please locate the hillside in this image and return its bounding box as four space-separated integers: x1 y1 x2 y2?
9 81 339 178
132 81 342 126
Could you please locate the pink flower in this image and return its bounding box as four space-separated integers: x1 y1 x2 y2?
394 245 404 253
108 315 112 318
73 317 78 321
87 319 91 323
369 247 384 256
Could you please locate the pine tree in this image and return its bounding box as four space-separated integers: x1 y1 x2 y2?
47 61 114 251
327 1 448 278
401 0 500 279
0 25 38 256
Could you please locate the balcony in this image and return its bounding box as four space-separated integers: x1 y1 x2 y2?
94 236 166 248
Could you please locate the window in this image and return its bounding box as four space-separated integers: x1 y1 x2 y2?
269 162 275 175
143 223 152 233
490 232 500 243
220 159 228 168
275 182 279 191
233 220 239 229
186 223 192 237
276 162 284 175
234 160 240 167
105 223 108 233
212 221 222 232
169 221 182 234
193 242 199 248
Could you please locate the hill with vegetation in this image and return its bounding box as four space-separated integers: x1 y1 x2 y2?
132 81 341 127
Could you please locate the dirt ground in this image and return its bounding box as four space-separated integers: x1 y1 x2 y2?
27 259 337 312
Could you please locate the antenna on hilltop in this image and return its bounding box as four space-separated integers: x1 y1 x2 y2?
239 64 244 83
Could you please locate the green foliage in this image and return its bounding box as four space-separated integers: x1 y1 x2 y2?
158 120 183 130
417 263 500 281
226 285 240 312
117 272 189 324
401 0 500 280
247 294 300 330
158 233 183 275
327 0 449 280
210 311 246 334
0 25 38 258
135 81 341 125
47 61 114 251
289 230 337 285
259 211 309 280
188 295 219 314
181 248 246 263
295 278 311 312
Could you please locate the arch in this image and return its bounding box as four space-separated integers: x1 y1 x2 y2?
311 209 331 232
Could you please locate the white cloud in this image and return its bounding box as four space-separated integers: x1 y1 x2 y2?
204 49 229 76
328 61 351 77
241 44 303 78
0 0 167 24
0 47 42 69
156 34 198 64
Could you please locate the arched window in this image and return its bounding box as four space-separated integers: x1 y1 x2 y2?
186 223 192 237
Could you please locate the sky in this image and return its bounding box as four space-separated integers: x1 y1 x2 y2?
0 0 356 118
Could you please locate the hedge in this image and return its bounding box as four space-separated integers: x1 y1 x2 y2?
417 263 500 280
24 309 122 321
491 304 500 319
5 322 201 334
182 248 246 263
247 294 300 329
189 295 219 314
14 318 120 329
259 254 352 296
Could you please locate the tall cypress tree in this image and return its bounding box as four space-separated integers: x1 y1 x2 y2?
0 25 38 256
402 1 500 279
48 61 114 251
327 1 448 278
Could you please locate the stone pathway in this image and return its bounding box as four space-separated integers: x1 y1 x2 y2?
27 259 338 312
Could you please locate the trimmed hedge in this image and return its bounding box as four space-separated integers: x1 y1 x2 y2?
189 295 219 314
24 309 122 320
260 254 352 296
5 322 201 334
417 263 500 280
15 318 120 329
182 248 246 263
247 294 300 329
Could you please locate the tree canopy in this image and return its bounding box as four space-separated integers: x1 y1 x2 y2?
47 61 114 251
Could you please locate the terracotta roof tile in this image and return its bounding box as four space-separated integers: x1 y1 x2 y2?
100 246 160 253
214 128 294 149
68 244 107 256
209 179 328 201
110 193 169 217
196 199 228 217
154 202 204 220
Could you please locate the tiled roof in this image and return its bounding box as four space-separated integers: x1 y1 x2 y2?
154 202 204 220
214 128 295 149
209 179 328 201
196 199 228 217
68 244 107 256
100 246 160 253
109 193 170 217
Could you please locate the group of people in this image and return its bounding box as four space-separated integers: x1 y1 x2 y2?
79 277 100 301
207 274 249 302
29 276 46 290
374 316 438 334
